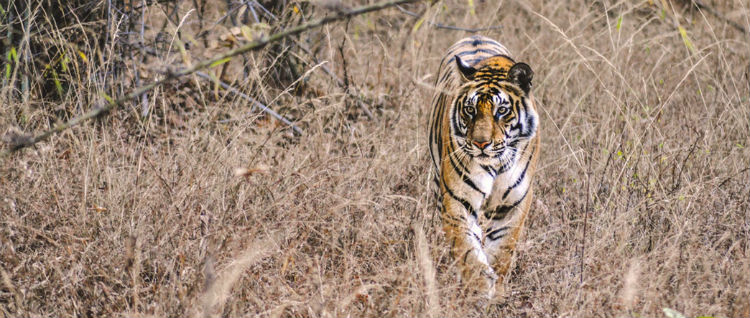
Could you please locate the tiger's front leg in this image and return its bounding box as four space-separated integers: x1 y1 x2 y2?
483 189 534 298
441 193 498 300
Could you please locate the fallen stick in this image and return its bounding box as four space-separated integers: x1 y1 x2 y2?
194 71 303 135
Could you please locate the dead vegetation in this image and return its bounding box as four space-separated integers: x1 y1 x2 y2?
1 0 749 317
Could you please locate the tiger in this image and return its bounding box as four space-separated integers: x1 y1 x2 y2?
428 35 540 302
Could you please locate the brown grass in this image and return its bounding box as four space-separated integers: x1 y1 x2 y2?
1 0 749 317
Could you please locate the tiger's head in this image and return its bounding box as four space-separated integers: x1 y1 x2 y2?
452 55 538 168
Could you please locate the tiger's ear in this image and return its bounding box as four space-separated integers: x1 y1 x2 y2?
455 55 476 81
509 62 533 93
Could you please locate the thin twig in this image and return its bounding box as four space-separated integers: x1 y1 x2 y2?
253 0 277 21
290 38 373 119
689 0 748 34
580 149 592 286
337 19 374 119
139 0 149 118
1 0 420 158
194 71 303 135
246 1 260 23
396 5 501 33
672 133 702 192
292 37 344 86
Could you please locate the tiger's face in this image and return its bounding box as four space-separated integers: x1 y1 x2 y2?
452 55 537 168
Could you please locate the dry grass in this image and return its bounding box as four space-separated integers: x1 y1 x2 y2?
1 0 749 317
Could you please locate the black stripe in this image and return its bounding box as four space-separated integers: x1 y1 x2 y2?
443 182 477 218
429 123 438 172
442 45 506 67
446 141 486 196
501 142 535 199
521 99 536 137
441 38 495 62
484 189 528 220
501 160 529 199
449 238 456 258
439 69 452 83
497 158 515 174
431 94 446 166
518 98 528 134
445 140 469 175
509 99 523 133
488 86 500 96
449 156 486 196
486 226 509 241
480 164 497 177
441 213 465 225
434 94 448 154
461 37 490 47
451 100 464 135
456 48 502 58
462 249 473 264
469 230 482 244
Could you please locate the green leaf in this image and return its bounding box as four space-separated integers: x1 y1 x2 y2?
616 16 622 31
210 57 231 68
61 54 69 72
412 17 425 33
678 26 696 53
8 47 18 63
240 25 254 42
366 14 374 30
101 92 114 104
52 69 63 98
78 50 88 63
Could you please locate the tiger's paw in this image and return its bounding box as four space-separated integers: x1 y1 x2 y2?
462 267 497 309
490 282 508 305
480 267 498 299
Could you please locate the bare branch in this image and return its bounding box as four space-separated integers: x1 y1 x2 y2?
1 0 421 158
689 0 748 34
396 5 501 33
194 71 303 135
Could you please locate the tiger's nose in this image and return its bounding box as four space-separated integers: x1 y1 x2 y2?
472 140 491 149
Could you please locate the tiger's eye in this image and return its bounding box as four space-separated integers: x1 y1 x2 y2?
464 105 476 116
496 106 509 116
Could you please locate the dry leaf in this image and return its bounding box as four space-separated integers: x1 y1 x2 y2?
234 164 270 177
